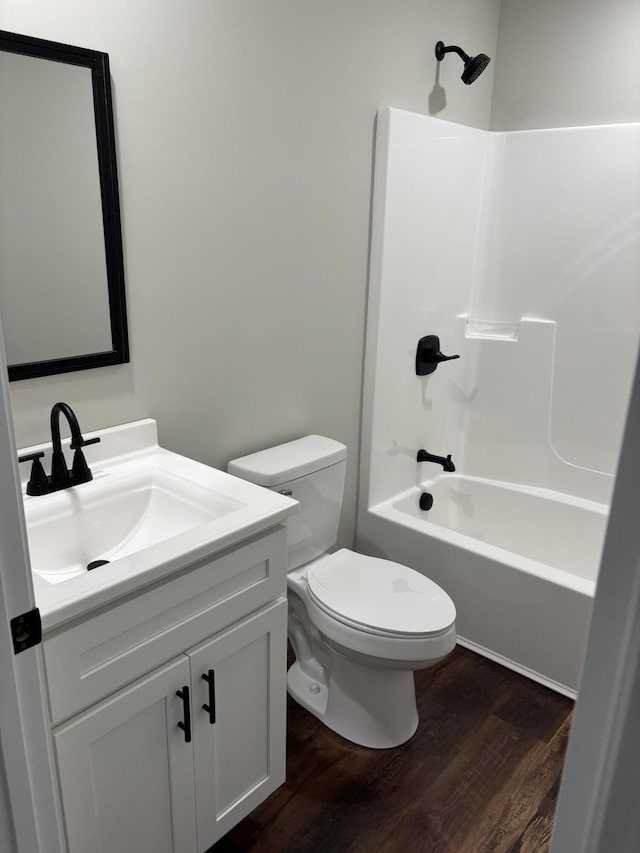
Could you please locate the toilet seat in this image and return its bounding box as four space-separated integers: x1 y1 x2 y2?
306 549 456 638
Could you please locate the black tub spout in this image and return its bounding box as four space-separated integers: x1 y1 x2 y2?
417 449 455 472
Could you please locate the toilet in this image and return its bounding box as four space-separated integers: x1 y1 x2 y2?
228 435 456 749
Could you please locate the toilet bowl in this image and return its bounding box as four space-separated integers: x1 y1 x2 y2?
228 435 456 748
286 550 456 747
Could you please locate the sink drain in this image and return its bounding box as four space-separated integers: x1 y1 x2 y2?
87 559 110 571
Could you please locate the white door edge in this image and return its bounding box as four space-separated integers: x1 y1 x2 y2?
551 348 640 853
0 323 64 853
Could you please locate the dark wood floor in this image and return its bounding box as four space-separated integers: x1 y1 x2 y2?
212 646 573 853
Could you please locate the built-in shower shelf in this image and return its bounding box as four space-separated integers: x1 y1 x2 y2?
463 316 520 341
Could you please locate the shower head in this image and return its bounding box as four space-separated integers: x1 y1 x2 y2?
461 52 491 85
435 41 491 85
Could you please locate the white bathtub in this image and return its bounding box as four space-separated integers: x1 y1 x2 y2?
358 474 608 696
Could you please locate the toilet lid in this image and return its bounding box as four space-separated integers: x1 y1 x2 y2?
307 549 456 637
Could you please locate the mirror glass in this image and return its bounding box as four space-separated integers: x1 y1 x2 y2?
0 31 128 381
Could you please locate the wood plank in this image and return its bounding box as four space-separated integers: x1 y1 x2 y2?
209 646 573 853
459 716 572 852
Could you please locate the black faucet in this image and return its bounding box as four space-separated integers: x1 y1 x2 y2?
18 402 101 496
417 449 456 472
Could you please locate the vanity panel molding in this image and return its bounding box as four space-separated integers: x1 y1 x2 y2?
189 600 287 846
54 655 197 853
44 526 287 725
53 600 287 853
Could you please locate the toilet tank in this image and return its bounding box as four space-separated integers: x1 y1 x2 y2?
228 435 346 570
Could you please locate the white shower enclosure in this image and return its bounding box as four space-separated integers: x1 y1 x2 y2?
358 108 640 695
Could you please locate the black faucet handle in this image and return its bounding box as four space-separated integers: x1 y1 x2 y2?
69 435 100 484
18 452 48 493
18 450 45 464
71 448 93 481
69 435 101 450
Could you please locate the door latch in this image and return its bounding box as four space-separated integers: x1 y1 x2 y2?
10 607 42 654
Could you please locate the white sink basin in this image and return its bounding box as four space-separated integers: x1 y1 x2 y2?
25 467 244 585
19 419 297 629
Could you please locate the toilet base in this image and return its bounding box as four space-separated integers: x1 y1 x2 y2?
287 655 419 749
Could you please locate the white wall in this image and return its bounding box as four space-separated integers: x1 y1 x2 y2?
492 0 640 130
1 0 500 549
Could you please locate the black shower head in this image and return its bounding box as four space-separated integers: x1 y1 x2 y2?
435 40 491 85
461 52 491 84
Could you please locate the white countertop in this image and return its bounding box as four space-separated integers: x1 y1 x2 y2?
19 419 297 632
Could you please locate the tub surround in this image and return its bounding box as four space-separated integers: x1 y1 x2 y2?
369 479 603 695
358 108 640 695
392 477 606 587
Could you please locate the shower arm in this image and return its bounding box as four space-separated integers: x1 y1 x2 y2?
435 42 470 63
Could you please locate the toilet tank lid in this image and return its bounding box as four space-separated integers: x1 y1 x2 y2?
227 435 346 487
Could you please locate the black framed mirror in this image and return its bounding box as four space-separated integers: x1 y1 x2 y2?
0 30 129 381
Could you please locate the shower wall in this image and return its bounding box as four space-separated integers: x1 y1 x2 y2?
473 127 640 482
361 108 640 511
362 111 485 508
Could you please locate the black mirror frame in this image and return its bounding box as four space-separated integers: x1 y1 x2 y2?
0 30 129 381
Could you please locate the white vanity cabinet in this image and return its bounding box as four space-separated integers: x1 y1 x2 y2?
53 655 198 853
44 527 289 853
189 601 286 847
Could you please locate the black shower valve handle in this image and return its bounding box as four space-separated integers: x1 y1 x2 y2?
433 351 459 365
415 335 460 376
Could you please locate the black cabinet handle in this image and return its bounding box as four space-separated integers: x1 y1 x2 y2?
176 686 192 743
202 670 216 724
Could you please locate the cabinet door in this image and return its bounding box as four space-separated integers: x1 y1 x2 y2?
189 599 287 851
54 656 197 853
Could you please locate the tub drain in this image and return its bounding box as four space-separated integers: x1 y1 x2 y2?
419 492 434 511
87 559 110 571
